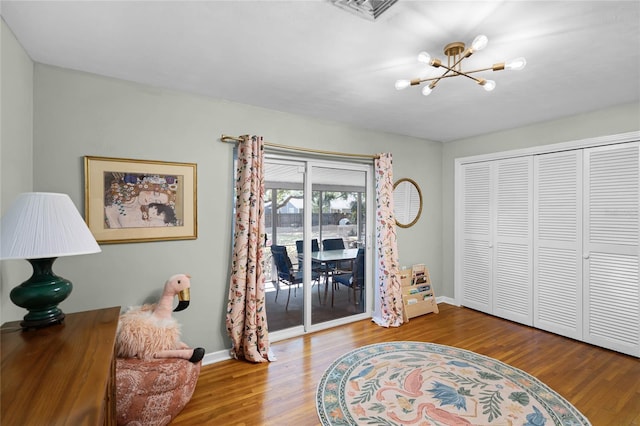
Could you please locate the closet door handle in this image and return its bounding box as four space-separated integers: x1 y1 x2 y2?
583 253 590 259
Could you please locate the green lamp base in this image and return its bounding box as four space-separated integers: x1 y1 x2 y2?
9 257 72 329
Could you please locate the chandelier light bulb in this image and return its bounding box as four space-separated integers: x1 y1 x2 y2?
422 85 433 96
505 57 527 71
471 35 488 51
483 80 496 91
417 51 431 64
395 79 411 90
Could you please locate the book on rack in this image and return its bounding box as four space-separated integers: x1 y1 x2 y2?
411 263 429 286
408 285 431 294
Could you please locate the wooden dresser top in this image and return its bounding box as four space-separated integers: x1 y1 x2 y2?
1 306 120 425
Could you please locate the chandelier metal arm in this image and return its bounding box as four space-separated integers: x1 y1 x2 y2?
411 62 506 87
417 64 493 86
409 72 463 87
429 67 457 88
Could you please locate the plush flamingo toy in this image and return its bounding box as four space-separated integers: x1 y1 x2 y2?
116 273 205 363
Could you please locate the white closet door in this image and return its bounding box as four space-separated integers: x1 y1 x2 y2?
584 142 639 357
533 150 583 339
460 162 492 313
493 157 533 325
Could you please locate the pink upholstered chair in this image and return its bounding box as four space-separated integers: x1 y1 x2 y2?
116 357 201 426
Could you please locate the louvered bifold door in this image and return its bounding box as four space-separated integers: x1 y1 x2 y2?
460 162 492 313
493 157 533 325
533 150 583 340
584 142 640 357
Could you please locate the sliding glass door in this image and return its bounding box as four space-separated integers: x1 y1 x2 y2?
308 165 368 326
264 160 306 331
264 156 372 335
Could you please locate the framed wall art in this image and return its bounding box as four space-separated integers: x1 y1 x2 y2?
84 156 197 244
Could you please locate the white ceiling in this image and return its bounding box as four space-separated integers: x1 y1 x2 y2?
1 0 639 142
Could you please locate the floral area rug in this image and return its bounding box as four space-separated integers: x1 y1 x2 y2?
316 341 590 426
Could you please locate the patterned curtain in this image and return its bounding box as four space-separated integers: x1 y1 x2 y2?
225 135 272 362
372 153 404 327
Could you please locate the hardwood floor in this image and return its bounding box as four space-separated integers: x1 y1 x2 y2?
172 303 640 426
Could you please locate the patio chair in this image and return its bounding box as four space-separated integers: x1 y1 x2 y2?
333 248 365 305
295 238 320 254
322 237 352 277
296 239 323 276
322 238 345 251
271 245 320 309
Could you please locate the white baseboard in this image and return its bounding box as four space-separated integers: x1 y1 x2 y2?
202 348 232 366
437 296 458 306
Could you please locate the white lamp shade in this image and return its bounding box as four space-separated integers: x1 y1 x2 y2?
1 192 101 260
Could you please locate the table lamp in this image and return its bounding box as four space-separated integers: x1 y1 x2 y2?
0 192 101 329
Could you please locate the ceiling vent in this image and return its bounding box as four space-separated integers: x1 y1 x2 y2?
331 0 398 21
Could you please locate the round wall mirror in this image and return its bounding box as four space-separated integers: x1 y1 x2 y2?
393 178 423 228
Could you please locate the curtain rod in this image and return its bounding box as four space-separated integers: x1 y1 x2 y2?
220 134 379 159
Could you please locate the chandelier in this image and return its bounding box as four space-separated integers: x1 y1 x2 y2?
395 35 526 96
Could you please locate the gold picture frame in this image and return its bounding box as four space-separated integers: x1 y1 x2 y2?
84 156 197 244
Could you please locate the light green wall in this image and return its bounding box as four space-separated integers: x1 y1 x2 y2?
441 103 640 300
3 17 637 354
0 19 34 323
27 63 441 353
